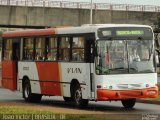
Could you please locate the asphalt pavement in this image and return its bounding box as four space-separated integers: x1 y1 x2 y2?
0 88 160 114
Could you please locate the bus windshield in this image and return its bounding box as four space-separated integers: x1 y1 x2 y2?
96 39 155 75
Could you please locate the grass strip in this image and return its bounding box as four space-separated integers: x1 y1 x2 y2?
0 106 141 120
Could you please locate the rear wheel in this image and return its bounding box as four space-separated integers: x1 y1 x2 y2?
23 79 42 102
72 84 88 107
121 99 136 109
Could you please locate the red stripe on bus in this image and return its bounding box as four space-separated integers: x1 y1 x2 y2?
97 86 158 100
2 60 17 91
36 62 61 96
2 29 55 38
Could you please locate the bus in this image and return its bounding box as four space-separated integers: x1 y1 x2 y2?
0 31 2 69
1 24 158 108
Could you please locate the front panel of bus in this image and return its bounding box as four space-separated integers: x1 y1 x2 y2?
94 26 158 100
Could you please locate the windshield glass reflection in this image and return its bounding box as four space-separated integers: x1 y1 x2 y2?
96 40 155 75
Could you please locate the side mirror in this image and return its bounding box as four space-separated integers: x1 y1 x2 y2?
155 50 160 67
94 43 98 57
156 55 160 66
156 55 159 63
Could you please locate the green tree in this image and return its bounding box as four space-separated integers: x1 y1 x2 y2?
154 17 160 66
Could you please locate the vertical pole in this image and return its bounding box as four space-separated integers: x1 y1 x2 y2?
7 0 10 5
90 0 93 24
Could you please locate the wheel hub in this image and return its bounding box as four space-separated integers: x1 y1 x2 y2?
24 84 29 98
75 89 82 104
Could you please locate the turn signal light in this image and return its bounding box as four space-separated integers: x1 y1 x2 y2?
147 90 156 95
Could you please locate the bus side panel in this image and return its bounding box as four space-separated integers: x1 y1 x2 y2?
36 62 61 96
2 60 17 91
18 62 41 94
60 63 91 99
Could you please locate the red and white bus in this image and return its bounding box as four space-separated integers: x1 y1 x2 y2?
1 24 158 108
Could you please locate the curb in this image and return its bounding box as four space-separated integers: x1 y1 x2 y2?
137 99 160 105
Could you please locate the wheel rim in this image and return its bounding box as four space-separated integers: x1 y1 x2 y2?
75 88 82 104
24 84 30 98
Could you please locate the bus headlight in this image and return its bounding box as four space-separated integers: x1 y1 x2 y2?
109 86 112 89
146 84 149 87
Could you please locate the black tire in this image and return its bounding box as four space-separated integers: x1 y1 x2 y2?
22 79 42 103
121 99 136 109
63 97 73 102
72 84 88 107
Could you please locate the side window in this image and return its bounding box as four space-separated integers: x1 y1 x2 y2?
23 38 34 60
58 37 70 61
72 37 85 62
47 37 57 61
3 39 12 60
35 38 45 60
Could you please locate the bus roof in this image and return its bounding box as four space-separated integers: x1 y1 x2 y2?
2 24 152 38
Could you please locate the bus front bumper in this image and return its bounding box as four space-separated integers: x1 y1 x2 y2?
97 86 158 100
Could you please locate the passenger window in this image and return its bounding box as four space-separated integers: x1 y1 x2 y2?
3 39 12 60
72 37 85 61
59 37 70 61
35 38 45 60
47 37 57 61
23 38 34 60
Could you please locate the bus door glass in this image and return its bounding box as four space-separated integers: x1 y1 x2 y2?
86 35 95 94
2 38 20 91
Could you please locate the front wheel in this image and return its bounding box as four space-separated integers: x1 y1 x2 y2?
121 99 136 109
72 84 88 107
23 79 42 102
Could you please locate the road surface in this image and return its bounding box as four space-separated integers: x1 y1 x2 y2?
0 88 159 115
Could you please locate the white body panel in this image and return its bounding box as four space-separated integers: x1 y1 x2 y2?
60 63 91 99
56 24 153 40
18 62 91 99
94 73 157 98
95 73 157 90
18 61 157 100
18 62 41 94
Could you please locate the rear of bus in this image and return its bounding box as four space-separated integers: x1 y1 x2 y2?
94 25 158 108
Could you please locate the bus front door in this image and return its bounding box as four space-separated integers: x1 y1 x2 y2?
2 39 20 91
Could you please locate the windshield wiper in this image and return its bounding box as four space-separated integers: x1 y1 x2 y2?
109 67 126 71
110 67 138 71
129 67 138 72
138 70 154 73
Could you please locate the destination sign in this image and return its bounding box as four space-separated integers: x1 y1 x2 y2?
98 27 153 40
116 30 144 36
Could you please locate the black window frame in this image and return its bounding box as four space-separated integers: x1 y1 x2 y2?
58 36 71 61
6 33 95 63
2 38 13 60
46 37 58 61
23 37 35 61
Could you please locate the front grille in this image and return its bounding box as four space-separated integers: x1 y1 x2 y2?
119 91 142 97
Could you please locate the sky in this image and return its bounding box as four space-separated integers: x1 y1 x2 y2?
49 0 160 6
